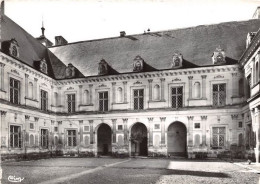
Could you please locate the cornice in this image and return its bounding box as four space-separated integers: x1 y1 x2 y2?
54 65 240 86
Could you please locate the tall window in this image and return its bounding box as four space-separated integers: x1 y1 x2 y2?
99 91 108 111
212 84 226 106
134 89 144 110
10 78 20 104
40 129 48 149
212 127 225 147
67 130 76 147
153 85 160 101
171 87 183 108
41 90 48 111
67 94 76 113
10 125 22 148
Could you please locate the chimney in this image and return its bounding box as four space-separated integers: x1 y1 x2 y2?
253 7 260 19
0 1 4 15
120 31 126 37
55 36 68 46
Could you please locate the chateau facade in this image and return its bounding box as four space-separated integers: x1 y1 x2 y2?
1 1 260 160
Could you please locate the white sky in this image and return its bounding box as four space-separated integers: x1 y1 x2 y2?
4 0 260 43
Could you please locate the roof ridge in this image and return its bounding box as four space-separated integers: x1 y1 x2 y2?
49 18 260 48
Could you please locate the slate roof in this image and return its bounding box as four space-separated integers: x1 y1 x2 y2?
0 14 77 79
50 19 260 77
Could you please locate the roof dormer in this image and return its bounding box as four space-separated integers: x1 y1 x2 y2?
98 59 108 75
212 46 226 65
65 63 76 78
171 52 183 69
133 56 144 72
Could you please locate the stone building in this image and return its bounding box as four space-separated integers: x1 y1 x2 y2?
0 1 260 160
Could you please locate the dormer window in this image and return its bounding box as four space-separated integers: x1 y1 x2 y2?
133 56 144 72
212 46 226 65
40 59 48 74
9 39 19 58
98 59 108 75
246 32 256 48
172 52 183 69
65 63 76 78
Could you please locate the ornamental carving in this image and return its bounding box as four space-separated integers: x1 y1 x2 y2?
212 46 226 65
40 59 48 74
133 56 144 72
98 59 108 75
11 69 19 75
9 38 19 58
172 52 183 69
65 63 76 78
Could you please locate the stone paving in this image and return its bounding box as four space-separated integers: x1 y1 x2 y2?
1 158 259 184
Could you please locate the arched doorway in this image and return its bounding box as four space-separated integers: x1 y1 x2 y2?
167 122 187 157
97 124 112 155
130 123 148 156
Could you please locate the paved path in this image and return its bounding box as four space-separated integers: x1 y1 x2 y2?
1 158 259 184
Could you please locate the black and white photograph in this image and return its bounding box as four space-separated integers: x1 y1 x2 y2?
1 0 260 183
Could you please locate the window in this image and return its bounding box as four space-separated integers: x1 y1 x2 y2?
67 130 76 147
67 94 76 113
194 123 200 129
28 82 33 99
12 46 18 57
84 90 90 104
154 124 160 130
10 78 20 104
40 129 48 149
238 122 243 128
41 90 48 111
212 84 226 106
118 125 123 131
84 126 90 132
133 89 144 110
29 123 34 130
99 91 108 111
171 87 183 108
117 87 123 103
212 127 225 147
54 127 58 132
194 82 201 98
10 125 22 148
153 85 160 101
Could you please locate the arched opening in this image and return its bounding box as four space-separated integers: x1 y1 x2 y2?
153 84 160 101
194 82 201 98
130 123 148 156
97 124 112 155
167 121 187 157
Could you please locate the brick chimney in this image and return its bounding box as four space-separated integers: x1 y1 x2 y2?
55 36 68 46
120 31 126 37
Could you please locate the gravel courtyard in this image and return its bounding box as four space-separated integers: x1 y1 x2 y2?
1 158 259 184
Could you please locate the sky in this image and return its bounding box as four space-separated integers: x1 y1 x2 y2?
4 0 260 43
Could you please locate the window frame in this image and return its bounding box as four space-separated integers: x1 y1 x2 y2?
40 89 48 111
171 86 183 108
67 129 77 147
40 128 49 149
67 93 76 113
133 88 144 110
211 126 226 148
212 83 227 107
9 77 20 105
9 125 22 148
98 91 109 111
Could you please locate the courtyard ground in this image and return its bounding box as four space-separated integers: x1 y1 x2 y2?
1 157 259 184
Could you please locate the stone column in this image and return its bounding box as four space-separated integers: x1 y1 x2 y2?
34 78 38 101
112 82 116 104
232 73 238 97
0 62 5 91
148 79 153 101
123 118 128 144
89 120 94 144
201 75 207 99
187 116 194 147
112 119 117 143
201 116 207 146
160 117 166 144
148 118 153 146
25 74 29 98
79 85 83 106
123 81 127 103
79 120 83 144
160 78 165 101
188 76 193 99
0 111 7 149
89 84 93 104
